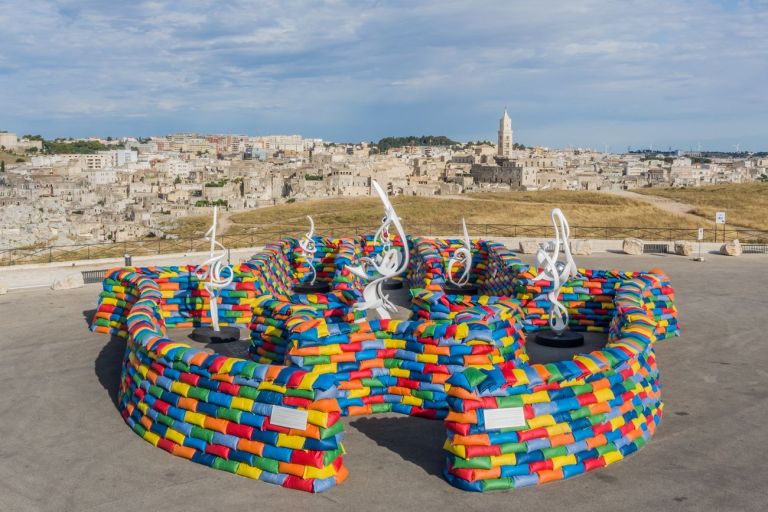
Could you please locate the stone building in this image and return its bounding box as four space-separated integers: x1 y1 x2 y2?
497 109 514 157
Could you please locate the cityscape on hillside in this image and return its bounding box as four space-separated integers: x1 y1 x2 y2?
1 110 767 250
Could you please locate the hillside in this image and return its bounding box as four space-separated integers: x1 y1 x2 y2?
170 190 709 239
635 183 768 231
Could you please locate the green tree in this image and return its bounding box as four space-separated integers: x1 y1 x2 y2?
43 140 110 154
1 161 5 173
376 135 460 153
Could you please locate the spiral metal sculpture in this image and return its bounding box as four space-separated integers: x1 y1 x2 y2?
534 208 578 333
298 215 317 285
194 206 234 332
447 218 472 287
347 180 409 319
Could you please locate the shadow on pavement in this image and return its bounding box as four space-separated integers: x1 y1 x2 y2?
525 331 608 364
349 415 445 477
94 335 126 408
82 309 96 328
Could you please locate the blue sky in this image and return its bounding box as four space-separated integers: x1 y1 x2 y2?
0 0 766 150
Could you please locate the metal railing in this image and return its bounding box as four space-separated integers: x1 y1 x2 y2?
643 243 671 254
742 244 768 254
82 269 107 284
2 223 766 267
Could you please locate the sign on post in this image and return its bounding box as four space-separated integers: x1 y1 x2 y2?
715 212 726 243
694 227 705 262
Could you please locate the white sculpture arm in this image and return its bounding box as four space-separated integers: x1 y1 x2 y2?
534 208 578 333
193 206 234 332
298 215 317 284
447 218 472 287
346 180 409 319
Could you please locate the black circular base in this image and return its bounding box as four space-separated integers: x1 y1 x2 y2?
293 282 331 294
443 283 479 295
190 326 241 344
382 279 403 290
535 330 585 348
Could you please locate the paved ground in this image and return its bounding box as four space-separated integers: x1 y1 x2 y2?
1 253 767 511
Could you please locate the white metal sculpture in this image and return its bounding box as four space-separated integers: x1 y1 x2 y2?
534 208 578 333
298 215 317 284
347 180 409 318
447 218 472 287
194 206 234 332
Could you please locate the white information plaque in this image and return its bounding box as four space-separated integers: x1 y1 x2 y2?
270 406 309 430
483 407 526 430
715 211 726 224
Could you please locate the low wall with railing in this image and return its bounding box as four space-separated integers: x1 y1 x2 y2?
6 222 764 266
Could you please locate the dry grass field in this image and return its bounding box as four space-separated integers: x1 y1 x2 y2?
635 183 768 231
170 190 708 239
0 151 27 165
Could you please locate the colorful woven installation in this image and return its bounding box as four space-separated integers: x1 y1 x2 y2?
248 237 364 365
281 290 527 418
90 235 680 493
407 237 523 293
513 266 679 339
442 273 666 491
246 235 530 418
91 264 262 333
94 269 348 493
292 236 339 285
248 291 527 418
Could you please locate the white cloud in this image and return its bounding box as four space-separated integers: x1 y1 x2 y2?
0 0 765 148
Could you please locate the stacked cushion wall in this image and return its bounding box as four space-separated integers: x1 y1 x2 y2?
94 269 348 493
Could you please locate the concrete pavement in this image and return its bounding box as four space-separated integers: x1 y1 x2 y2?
0 253 767 511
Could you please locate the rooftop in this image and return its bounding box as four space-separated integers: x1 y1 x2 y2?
0 253 766 511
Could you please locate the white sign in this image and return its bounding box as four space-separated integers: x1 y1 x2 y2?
270 405 308 430
483 407 526 430
697 228 704 241
715 211 726 224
